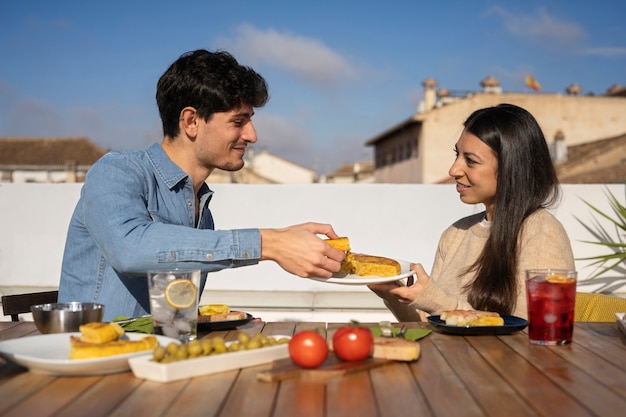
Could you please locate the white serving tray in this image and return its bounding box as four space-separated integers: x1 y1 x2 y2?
129 335 291 383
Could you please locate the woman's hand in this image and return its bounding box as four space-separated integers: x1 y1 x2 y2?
368 263 430 304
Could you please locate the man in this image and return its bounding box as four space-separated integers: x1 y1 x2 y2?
58 50 344 321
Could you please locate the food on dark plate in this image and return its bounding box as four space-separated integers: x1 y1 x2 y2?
198 304 247 322
439 310 505 326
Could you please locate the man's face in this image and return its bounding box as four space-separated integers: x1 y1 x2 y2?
195 105 257 171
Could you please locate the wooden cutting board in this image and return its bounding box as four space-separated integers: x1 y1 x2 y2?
257 354 393 382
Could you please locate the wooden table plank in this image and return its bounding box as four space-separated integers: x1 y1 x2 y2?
0 375 101 417
411 337 486 417
272 378 326 417
0 367 54 414
216 364 280 417
369 362 433 417
326 371 378 417
500 332 626 417
429 332 540 417
161 370 241 417
55 373 145 417
468 333 599 417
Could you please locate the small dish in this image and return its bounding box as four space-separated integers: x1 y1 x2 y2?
197 312 254 331
427 314 528 335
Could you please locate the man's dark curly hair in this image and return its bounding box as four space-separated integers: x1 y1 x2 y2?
156 49 269 138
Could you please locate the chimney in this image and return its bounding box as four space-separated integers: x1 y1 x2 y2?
421 77 438 112
551 130 567 163
480 75 501 94
566 84 581 96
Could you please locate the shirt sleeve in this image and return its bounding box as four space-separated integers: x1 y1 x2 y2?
79 153 261 275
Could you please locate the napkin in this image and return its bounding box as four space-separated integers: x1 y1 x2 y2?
369 327 431 341
112 316 153 334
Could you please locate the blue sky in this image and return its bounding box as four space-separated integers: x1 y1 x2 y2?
1 1 625 175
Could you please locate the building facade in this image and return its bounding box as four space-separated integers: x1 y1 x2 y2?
366 77 626 184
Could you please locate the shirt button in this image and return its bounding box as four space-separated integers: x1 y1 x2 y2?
205 253 213 260
242 251 250 258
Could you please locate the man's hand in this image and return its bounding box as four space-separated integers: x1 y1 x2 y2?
260 222 345 278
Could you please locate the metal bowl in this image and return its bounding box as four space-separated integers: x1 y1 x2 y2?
30 302 104 334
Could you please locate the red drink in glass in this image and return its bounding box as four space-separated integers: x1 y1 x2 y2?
525 270 577 345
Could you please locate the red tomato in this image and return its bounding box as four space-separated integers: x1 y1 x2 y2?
332 325 374 361
288 330 329 369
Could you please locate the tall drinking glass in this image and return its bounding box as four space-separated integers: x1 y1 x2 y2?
147 269 200 343
525 269 577 345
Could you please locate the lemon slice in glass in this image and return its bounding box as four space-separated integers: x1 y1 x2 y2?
164 279 198 309
546 274 575 284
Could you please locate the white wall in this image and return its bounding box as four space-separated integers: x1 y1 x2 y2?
1 183 625 308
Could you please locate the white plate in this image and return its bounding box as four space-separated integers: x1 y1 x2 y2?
129 335 291 383
309 259 414 285
0 333 178 376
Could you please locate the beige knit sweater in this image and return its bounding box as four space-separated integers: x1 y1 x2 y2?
378 208 575 321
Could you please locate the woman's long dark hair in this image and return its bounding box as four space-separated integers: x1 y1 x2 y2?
463 104 560 314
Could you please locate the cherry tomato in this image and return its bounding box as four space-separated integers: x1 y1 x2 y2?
288 330 329 369
332 325 374 361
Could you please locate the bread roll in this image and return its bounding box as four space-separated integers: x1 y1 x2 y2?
372 337 421 361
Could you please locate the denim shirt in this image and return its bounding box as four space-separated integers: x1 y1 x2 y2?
58 143 261 321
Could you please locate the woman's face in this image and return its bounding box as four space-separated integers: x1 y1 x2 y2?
449 130 498 219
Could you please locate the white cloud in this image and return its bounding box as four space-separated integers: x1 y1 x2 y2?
252 112 316 168
486 6 586 47
576 46 626 58
215 24 357 88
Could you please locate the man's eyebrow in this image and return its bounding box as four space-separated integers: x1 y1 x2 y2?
232 109 254 118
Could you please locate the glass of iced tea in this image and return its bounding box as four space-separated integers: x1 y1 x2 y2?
525 269 577 345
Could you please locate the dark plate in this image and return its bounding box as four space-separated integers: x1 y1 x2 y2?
427 314 528 335
197 312 254 331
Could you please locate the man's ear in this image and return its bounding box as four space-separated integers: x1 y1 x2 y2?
179 107 198 138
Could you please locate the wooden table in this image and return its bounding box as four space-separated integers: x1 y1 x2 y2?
0 320 625 417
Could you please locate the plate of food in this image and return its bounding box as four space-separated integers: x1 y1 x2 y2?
197 304 254 331
311 237 415 285
427 310 528 335
310 258 414 285
0 325 177 376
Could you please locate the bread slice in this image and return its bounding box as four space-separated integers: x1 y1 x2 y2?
350 253 401 277
325 237 351 251
326 237 401 277
372 337 421 361
78 322 124 343
69 335 158 359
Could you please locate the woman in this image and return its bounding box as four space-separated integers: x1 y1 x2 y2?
369 103 575 320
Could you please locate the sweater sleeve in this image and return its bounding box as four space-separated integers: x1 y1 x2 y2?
512 209 575 318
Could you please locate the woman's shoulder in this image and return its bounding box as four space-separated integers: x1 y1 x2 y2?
524 208 563 227
522 208 569 237
450 211 486 229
